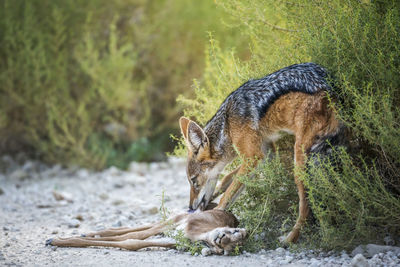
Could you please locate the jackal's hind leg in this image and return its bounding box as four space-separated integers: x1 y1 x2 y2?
282 137 311 244
202 227 246 255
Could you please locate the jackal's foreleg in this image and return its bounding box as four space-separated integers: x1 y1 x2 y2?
215 179 244 210
215 132 263 210
212 166 240 201
215 156 261 210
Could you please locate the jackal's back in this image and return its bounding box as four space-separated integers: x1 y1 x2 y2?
218 63 331 122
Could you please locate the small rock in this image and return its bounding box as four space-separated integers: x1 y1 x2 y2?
285 256 294 263
352 244 400 258
75 214 84 221
95 225 105 231
67 165 79 173
9 169 28 180
36 204 53 209
99 193 109 200
111 199 124 206
341 252 350 259
0 187 4 195
201 248 211 256
365 244 400 257
112 221 122 227
67 219 80 228
77 169 89 178
141 206 158 215
275 247 286 255
22 161 34 172
128 162 148 175
113 182 124 189
309 258 319 267
352 245 365 257
52 190 74 203
384 235 395 246
51 230 58 234
106 166 120 176
45 164 62 177
351 254 370 267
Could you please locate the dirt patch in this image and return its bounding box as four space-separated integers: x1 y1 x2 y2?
0 157 399 266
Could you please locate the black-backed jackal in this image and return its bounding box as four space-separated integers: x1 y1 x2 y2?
180 63 345 243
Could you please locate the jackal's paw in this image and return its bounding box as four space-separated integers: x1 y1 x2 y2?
278 229 299 246
207 227 246 255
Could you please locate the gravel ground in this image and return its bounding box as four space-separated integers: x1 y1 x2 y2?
1 155 400 266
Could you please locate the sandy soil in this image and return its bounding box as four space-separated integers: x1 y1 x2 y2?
1 156 399 266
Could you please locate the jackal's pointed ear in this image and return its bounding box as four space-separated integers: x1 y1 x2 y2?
179 117 190 140
187 121 208 152
180 117 208 152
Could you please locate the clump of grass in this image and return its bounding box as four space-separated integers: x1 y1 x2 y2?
169 230 204 255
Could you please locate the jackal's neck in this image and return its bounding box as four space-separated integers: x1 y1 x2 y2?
204 110 232 159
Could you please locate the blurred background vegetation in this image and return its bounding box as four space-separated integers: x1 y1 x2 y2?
1 0 400 251
0 0 248 169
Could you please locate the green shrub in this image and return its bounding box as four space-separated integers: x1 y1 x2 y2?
289 0 400 249
301 148 400 250
0 0 145 168
177 0 400 251
288 0 400 163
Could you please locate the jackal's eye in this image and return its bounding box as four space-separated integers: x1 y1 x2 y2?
190 176 197 184
190 175 199 189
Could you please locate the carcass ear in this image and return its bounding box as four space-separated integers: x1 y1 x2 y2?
187 121 209 152
179 117 190 140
